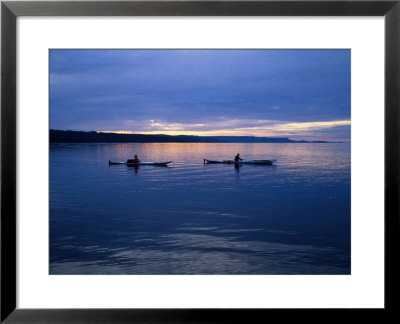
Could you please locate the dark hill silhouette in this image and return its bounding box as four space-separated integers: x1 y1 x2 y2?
49 129 331 143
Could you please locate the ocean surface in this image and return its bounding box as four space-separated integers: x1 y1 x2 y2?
50 143 350 274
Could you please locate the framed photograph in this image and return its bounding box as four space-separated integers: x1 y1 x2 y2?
1 0 399 322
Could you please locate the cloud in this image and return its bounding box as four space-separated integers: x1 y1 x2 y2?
276 120 351 132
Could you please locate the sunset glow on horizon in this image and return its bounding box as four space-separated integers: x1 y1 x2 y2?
98 119 351 141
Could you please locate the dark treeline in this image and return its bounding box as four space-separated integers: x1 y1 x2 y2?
50 129 330 143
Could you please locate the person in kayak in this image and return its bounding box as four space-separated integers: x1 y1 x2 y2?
234 153 243 162
127 155 140 164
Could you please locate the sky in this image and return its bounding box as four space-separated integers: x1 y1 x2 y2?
50 49 351 141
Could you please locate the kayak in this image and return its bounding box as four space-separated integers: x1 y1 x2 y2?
203 159 274 165
109 160 172 166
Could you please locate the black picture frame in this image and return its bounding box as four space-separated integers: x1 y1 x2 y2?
1 0 399 322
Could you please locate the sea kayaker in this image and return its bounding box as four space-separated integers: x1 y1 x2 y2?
234 153 243 162
132 154 140 163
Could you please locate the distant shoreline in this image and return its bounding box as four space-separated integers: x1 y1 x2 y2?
50 129 342 144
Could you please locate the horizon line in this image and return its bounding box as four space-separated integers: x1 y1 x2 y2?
50 129 350 143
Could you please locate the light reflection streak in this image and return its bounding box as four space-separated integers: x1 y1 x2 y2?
51 232 348 274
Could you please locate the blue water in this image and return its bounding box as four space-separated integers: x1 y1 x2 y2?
50 143 350 274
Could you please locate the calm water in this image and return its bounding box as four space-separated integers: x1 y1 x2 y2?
50 143 350 274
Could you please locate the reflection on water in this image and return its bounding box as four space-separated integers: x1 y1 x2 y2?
50 143 350 274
